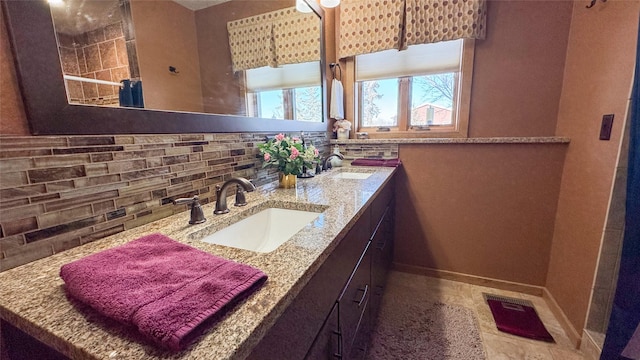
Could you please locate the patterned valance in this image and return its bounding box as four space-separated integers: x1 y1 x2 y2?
227 20 275 72
274 10 321 66
228 7 320 72
338 0 405 59
404 0 486 48
338 0 486 59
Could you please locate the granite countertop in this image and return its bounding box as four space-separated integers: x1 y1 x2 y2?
0 165 396 360
330 136 571 144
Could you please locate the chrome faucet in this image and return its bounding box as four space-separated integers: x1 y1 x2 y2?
322 153 344 171
173 196 206 225
214 177 256 215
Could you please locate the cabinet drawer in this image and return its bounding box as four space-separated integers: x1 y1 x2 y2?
305 304 340 359
338 242 371 358
370 178 394 225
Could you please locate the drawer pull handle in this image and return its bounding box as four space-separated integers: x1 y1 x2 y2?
354 284 369 307
332 330 343 359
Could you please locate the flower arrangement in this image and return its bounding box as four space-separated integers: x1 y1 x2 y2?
333 119 352 139
258 133 320 176
333 119 352 133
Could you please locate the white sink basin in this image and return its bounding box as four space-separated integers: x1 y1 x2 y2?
332 172 373 180
201 208 321 253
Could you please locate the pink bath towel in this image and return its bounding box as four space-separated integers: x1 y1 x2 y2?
59 233 267 351
351 158 402 167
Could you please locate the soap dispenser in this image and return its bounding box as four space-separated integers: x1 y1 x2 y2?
330 145 343 168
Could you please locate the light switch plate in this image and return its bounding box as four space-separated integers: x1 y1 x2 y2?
599 114 614 140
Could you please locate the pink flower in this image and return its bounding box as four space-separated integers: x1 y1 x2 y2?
314 148 319 157
275 133 285 141
264 153 271 161
292 137 300 143
290 147 300 159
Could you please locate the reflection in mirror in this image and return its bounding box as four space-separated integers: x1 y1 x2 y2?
48 0 323 122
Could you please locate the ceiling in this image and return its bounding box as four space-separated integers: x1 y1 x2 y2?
172 0 231 11
50 0 232 35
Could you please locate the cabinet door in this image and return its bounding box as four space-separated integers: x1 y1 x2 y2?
338 242 371 359
305 304 340 360
370 205 393 327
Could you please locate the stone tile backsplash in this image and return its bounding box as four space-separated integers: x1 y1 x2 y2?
330 142 399 159
0 132 329 271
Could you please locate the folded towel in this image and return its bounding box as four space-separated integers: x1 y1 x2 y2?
59 233 267 351
351 158 402 167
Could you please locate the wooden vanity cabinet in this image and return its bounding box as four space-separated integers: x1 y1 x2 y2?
368 173 395 326
306 178 395 360
370 204 394 330
338 241 371 359
305 224 371 360
241 176 395 360
247 208 371 360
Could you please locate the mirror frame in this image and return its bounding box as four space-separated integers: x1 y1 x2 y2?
2 0 328 135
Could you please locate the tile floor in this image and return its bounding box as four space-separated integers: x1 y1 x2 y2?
384 271 586 360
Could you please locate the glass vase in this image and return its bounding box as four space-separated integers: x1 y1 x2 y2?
278 172 297 188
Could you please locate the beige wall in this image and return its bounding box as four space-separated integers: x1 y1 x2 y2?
546 0 640 333
0 5 29 135
395 143 567 286
469 0 572 137
130 0 205 113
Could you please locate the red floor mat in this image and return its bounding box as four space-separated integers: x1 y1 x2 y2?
484 294 555 342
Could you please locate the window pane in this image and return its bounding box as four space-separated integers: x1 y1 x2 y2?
360 78 399 127
411 73 455 126
257 90 285 119
294 86 322 122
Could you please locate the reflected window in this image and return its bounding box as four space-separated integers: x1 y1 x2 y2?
245 62 322 122
294 86 322 122
255 90 285 120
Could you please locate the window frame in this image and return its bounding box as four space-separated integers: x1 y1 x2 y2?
346 39 475 139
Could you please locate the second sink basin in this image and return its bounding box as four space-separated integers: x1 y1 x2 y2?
332 172 372 180
201 207 322 253
330 168 375 180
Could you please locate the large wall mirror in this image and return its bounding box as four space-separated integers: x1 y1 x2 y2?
2 0 328 135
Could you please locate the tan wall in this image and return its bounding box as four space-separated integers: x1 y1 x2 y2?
546 0 640 333
395 143 567 286
0 5 29 135
130 0 204 113
195 0 290 115
469 0 572 137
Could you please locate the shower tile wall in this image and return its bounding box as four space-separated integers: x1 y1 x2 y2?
586 99 632 336
0 132 329 271
57 22 130 106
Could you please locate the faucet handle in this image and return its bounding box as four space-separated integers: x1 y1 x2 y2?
326 161 333 170
173 196 206 225
234 184 248 207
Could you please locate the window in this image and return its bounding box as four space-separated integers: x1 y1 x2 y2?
245 62 322 122
354 39 474 137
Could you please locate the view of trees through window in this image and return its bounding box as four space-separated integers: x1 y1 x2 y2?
253 86 322 122
359 72 456 128
294 87 322 122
